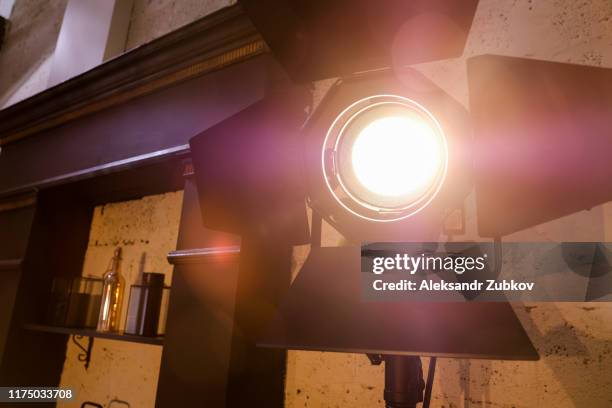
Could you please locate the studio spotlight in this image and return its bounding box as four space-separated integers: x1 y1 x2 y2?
187 1 612 407
189 67 483 408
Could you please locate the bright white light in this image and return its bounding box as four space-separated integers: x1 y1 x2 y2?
322 95 449 221
351 116 443 199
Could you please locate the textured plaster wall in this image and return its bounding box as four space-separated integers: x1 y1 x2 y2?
0 0 67 107
125 0 234 50
58 192 183 408
285 1 612 407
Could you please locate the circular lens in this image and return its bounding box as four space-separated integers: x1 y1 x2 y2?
322 95 448 222
351 115 442 200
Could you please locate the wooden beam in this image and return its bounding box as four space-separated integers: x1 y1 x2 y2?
0 4 265 146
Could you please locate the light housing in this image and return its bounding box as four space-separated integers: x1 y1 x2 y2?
322 94 449 223
303 70 472 242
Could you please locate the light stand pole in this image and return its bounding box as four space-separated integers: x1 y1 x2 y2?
369 354 426 408
384 355 425 408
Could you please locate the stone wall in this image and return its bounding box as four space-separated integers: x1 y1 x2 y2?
125 0 234 51
0 0 67 107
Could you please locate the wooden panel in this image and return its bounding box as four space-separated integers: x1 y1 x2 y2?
0 196 36 361
0 262 21 361
0 190 93 402
23 324 164 346
156 178 240 407
0 194 37 259
225 237 292 407
0 55 282 197
158 176 294 406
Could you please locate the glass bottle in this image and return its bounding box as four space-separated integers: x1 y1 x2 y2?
97 247 124 332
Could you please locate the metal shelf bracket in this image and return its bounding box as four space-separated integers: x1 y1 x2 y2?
71 334 94 370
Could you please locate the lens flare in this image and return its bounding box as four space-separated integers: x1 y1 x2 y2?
351 116 442 199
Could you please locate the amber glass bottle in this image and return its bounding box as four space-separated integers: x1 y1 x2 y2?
97 247 124 332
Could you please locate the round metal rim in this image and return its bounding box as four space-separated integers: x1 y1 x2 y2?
321 94 449 222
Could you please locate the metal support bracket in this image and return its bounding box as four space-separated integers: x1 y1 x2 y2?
71 335 94 370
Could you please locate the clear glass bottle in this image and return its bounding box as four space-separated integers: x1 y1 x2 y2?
97 247 124 332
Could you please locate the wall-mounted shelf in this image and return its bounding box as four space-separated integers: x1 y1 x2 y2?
23 323 164 346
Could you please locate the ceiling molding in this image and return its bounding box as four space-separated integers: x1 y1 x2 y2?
0 4 266 146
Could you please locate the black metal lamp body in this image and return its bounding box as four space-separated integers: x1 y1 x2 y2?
237 0 480 82
189 86 312 244
468 55 612 237
302 69 473 242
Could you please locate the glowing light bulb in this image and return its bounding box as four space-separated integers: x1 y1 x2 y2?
350 116 443 200
322 94 449 221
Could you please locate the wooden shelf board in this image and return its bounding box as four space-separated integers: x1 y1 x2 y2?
23 323 164 346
